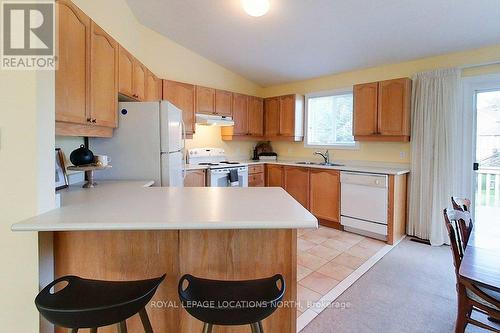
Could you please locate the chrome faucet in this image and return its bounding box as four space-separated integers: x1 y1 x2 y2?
314 150 330 165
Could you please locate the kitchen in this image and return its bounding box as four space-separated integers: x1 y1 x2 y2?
2 1 500 333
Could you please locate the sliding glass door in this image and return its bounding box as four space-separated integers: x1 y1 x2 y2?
473 86 500 228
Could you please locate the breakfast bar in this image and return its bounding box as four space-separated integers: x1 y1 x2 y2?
12 182 318 333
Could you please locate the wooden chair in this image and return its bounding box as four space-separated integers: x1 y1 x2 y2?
451 197 471 212
450 197 474 252
443 208 500 333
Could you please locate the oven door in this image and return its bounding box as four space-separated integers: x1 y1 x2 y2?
209 168 248 187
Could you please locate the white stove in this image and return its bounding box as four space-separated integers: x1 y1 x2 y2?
187 148 248 187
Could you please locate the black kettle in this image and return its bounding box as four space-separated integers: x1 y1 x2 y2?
70 145 95 166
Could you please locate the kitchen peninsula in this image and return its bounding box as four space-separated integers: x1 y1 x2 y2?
12 182 317 333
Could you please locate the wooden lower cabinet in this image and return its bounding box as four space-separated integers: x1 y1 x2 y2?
263 164 408 243
284 166 309 209
265 164 284 188
53 229 297 333
184 170 206 187
387 174 408 245
309 169 340 227
248 164 265 187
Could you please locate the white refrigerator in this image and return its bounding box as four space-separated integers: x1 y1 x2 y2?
90 101 185 187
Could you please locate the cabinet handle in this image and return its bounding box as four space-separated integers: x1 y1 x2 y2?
92 119 97 123
87 118 92 123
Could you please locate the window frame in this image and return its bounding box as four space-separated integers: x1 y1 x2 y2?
304 88 359 150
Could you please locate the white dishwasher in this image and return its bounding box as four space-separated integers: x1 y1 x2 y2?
340 171 388 240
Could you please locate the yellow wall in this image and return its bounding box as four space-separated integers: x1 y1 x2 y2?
0 70 49 332
72 0 262 96
248 45 500 163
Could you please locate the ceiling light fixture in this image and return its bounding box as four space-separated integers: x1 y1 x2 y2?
242 0 270 17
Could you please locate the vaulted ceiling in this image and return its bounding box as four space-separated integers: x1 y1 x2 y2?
125 0 500 86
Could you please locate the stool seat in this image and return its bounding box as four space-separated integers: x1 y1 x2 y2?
35 274 165 329
178 274 285 327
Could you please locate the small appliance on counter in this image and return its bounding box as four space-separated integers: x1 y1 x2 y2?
252 141 277 161
187 148 248 187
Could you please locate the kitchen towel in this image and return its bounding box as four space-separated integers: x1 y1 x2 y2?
229 169 239 187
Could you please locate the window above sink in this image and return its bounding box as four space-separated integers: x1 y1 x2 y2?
304 89 359 150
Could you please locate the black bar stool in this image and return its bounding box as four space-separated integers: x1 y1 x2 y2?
178 274 285 333
35 274 166 333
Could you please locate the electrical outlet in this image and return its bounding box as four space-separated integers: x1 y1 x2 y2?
400 151 406 159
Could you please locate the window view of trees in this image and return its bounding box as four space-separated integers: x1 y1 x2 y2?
306 93 354 146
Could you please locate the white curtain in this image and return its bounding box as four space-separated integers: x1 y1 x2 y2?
408 68 467 246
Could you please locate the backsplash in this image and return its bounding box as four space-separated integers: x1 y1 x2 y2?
185 125 411 163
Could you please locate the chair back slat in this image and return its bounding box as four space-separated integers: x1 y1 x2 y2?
451 197 471 212
443 208 472 276
450 197 474 247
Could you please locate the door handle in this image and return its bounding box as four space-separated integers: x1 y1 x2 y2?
473 162 479 171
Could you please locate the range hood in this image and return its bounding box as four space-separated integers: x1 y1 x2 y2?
195 113 234 126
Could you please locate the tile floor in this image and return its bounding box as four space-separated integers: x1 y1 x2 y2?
296 226 386 317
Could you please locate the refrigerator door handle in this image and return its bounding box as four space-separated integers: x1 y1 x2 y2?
181 119 186 179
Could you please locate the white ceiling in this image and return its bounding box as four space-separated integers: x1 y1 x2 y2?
125 0 500 86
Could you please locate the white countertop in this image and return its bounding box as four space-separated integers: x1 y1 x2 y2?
256 160 410 175
11 181 318 232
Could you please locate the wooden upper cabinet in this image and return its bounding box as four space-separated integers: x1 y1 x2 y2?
248 97 264 136
232 93 248 135
163 80 196 136
215 90 233 117
145 70 160 102
196 86 215 115
284 166 310 209
264 94 304 140
264 97 280 136
55 0 90 125
353 82 378 136
132 60 145 100
309 169 340 223
378 78 411 137
118 46 134 98
266 165 284 188
89 22 118 128
353 78 411 141
279 95 296 136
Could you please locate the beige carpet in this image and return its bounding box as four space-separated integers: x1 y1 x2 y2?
301 239 489 333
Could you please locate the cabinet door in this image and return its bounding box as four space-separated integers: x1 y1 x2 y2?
353 82 378 136
196 86 215 115
89 22 118 128
265 165 284 188
378 78 411 136
184 170 206 187
264 97 280 136
215 90 232 117
232 93 248 135
163 80 196 136
279 95 296 136
145 70 160 101
284 166 310 209
133 61 145 101
249 173 265 187
309 169 340 223
55 0 90 124
118 46 134 98
248 97 264 136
